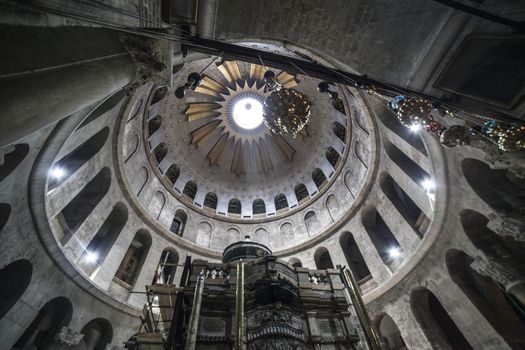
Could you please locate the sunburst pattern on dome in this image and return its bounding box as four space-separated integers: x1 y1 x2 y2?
184 60 305 176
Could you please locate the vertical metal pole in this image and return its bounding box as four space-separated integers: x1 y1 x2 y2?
185 270 205 350
165 256 191 350
341 267 383 350
235 260 245 350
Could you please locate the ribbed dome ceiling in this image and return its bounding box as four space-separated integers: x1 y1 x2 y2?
142 57 352 220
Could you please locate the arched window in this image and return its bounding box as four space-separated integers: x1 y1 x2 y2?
384 141 430 185
165 164 180 185
0 259 32 320
14 297 73 350
314 247 334 270
376 107 427 155
312 168 328 189
0 203 11 232
380 172 429 237
155 249 179 284
289 258 302 268
49 128 109 190
252 199 266 215
204 192 218 210
77 89 127 130
228 198 241 215
182 181 197 201
0 143 29 183
170 210 187 236
333 121 346 142
151 86 168 105
80 318 113 350
148 115 162 136
294 183 309 203
305 211 320 235
114 230 152 287
362 206 401 265
460 209 525 276
376 314 406 350
446 249 525 348
82 203 128 270
274 194 288 211
326 147 340 168
411 287 473 349
152 143 167 163
461 158 525 212
60 167 111 238
340 232 371 282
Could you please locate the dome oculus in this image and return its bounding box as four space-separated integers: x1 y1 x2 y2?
232 98 264 129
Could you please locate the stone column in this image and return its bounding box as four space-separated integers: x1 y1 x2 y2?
0 53 134 147
470 255 525 306
387 300 434 350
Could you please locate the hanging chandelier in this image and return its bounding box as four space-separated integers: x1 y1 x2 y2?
262 71 311 137
387 95 525 152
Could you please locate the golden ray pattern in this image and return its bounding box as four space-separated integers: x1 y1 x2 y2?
185 60 302 176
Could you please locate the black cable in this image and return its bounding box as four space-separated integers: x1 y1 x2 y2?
429 0 525 32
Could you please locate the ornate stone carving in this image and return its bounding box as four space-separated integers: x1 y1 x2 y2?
55 326 84 346
249 338 305 350
470 255 525 288
487 210 525 242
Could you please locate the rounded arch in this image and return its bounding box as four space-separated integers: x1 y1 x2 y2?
380 172 429 237
0 259 32 320
80 318 113 350
151 86 168 105
304 210 319 236
196 221 212 247
82 202 128 270
446 249 525 348
461 158 525 212
152 142 168 164
14 296 73 350
228 198 242 215
325 194 339 221
280 222 294 241
136 166 149 196
0 203 11 233
156 248 179 284
182 180 197 201
361 205 401 265
312 168 328 189
252 198 266 215
376 107 427 155
333 121 346 143
59 167 111 241
148 115 162 136
204 192 218 211
326 146 341 168
375 313 406 350
314 247 334 270
170 209 187 236
0 143 29 183
288 258 302 268
384 140 430 185
165 164 180 185
339 231 371 282
225 227 240 245
460 209 525 265
410 287 473 350
124 133 140 163
49 128 109 190
114 229 152 287
294 183 309 203
274 193 288 212
77 89 127 129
